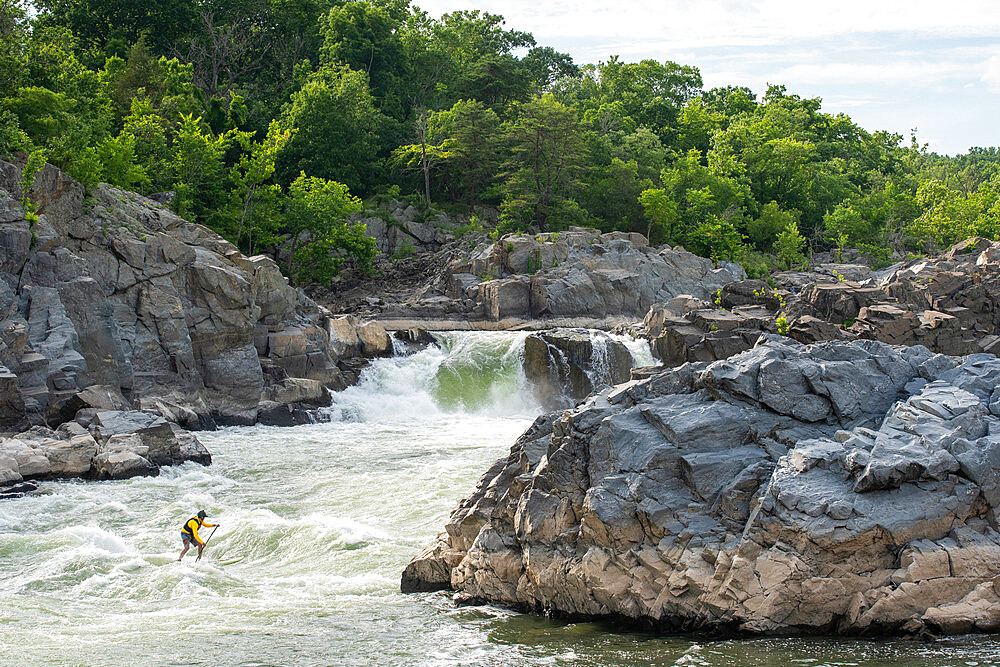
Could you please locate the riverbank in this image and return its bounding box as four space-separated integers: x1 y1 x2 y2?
4 341 1000 664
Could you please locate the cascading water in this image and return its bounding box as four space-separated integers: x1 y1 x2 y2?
1 331 997 665
319 331 537 423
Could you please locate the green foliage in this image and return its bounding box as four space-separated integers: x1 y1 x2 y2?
276 64 383 192
687 215 747 263
229 121 293 253
776 313 789 336
499 95 588 231
19 148 46 223
638 187 678 245
283 172 371 284
748 201 798 250
905 176 1000 252
171 113 243 224
3 0 999 288
392 241 416 260
774 218 807 269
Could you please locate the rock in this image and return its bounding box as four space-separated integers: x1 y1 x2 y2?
256 401 313 426
800 281 883 324
357 321 392 357
0 453 21 485
0 363 26 430
522 329 634 409
327 316 363 358
261 377 328 407
0 480 37 498
170 424 211 466
0 157 368 434
480 277 531 321
90 451 158 480
90 410 200 466
45 434 98 477
460 233 746 322
0 438 51 477
56 384 132 423
644 304 774 367
400 535 466 593
405 338 1000 636
787 315 848 345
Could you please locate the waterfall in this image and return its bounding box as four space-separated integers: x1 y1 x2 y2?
320 330 655 423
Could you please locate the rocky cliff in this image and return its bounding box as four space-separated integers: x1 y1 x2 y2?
404 336 1000 636
0 158 366 430
0 158 385 489
331 229 746 327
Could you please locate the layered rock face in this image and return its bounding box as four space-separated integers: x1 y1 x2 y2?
370 229 745 325
522 329 634 410
641 239 1000 368
469 231 745 322
0 159 359 431
404 336 1000 635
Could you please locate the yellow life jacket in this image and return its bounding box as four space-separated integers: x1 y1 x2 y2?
181 516 203 540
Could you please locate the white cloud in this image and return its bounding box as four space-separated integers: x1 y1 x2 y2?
983 55 1000 91
416 0 1000 48
414 0 1000 153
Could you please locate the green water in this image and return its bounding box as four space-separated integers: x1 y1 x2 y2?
1 333 998 665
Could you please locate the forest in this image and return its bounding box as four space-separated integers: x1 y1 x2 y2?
2 0 999 283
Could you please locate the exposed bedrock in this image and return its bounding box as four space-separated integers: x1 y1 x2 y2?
404 336 1000 636
0 158 383 435
0 409 211 485
641 238 1000 370
522 329 634 411
0 158 395 487
372 230 746 324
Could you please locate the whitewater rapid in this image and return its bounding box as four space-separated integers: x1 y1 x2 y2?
1 332 998 665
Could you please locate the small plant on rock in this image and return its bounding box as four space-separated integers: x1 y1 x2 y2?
19 149 46 225
776 313 789 336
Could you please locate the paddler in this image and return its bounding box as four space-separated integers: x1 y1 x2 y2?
177 510 219 561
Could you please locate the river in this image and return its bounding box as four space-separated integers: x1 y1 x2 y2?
1 332 998 665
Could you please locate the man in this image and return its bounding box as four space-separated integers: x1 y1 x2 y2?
178 510 219 562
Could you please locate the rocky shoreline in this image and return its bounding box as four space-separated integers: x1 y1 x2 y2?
8 158 1000 639
0 158 395 490
403 336 1000 636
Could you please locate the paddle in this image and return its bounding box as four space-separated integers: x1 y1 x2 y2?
196 526 218 562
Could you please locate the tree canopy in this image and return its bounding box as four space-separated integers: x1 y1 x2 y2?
2 0 997 285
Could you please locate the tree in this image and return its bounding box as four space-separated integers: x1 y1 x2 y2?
521 46 579 91
283 173 372 284
582 157 649 231
638 187 679 245
499 95 588 231
171 113 244 225
33 0 199 56
748 201 799 250
774 218 807 268
437 99 501 205
230 120 292 252
276 64 383 192
390 109 451 206
320 1 410 120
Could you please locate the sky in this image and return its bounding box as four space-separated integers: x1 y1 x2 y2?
417 0 1000 155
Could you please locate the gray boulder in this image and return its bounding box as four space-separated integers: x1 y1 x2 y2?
522 329 634 410
0 157 357 432
405 337 1000 636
